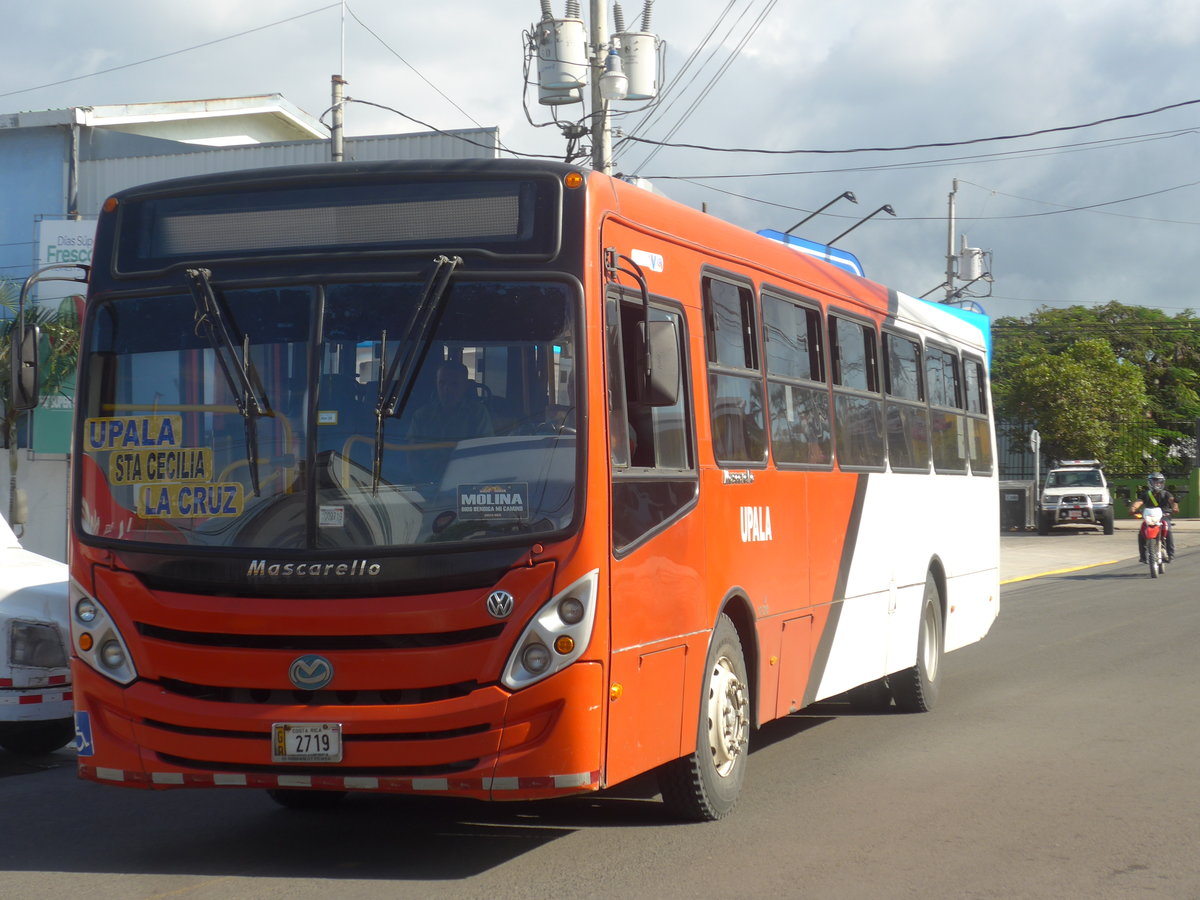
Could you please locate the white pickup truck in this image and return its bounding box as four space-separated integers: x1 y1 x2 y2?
0 514 73 755
1037 459 1115 536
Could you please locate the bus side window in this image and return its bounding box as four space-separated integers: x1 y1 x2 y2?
703 275 766 465
829 313 885 470
607 296 634 468
926 343 968 474
762 291 831 466
963 354 993 475
883 330 931 472
610 295 697 554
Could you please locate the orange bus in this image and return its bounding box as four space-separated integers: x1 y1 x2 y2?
38 159 998 820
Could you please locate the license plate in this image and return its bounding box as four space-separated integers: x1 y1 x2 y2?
1068 510 1082 519
272 722 343 763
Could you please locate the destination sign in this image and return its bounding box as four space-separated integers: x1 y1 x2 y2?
109 448 213 485
137 482 244 519
85 415 183 451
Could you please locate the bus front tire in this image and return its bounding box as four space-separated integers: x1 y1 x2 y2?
891 573 943 713
658 613 750 821
267 789 348 810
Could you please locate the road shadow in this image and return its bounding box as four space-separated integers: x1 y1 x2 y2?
0 704 863 883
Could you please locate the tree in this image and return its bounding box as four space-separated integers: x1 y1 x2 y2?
993 302 1200 470
992 337 1148 466
0 279 82 532
994 302 1200 421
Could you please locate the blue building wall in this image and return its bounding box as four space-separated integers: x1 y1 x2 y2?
0 127 68 286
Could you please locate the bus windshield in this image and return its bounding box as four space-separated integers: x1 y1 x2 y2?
78 277 579 552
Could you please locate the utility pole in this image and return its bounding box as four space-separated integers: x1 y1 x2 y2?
944 178 958 303
589 0 612 174
331 75 347 162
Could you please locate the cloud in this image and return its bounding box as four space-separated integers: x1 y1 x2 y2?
3 0 1199 317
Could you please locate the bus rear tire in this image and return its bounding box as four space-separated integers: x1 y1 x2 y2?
267 789 348 810
891 573 943 713
658 613 750 821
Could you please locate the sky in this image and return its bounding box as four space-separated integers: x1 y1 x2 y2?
4 0 1199 321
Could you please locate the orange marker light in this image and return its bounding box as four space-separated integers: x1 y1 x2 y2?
564 172 584 190
78 632 94 652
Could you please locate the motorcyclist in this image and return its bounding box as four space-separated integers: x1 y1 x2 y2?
1130 472 1178 563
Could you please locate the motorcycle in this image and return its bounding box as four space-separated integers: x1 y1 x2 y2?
1137 508 1169 578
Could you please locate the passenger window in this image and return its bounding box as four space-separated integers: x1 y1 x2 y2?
829 313 884 470
831 317 878 393
926 344 968 473
883 332 930 472
963 355 993 476
703 276 765 465
609 294 697 555
763 292 831 466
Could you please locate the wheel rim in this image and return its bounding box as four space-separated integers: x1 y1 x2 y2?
705 654 749 778
921 598 941 681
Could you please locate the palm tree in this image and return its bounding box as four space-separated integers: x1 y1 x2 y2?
0 279 81 532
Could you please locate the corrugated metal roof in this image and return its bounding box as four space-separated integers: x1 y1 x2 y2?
78 129 499 214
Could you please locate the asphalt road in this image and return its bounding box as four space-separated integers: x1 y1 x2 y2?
1 529 1197 899
1001 515 1200 582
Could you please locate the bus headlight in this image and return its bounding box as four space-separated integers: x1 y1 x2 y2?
521 643 552 674
70 579 138 685
502 569 598 690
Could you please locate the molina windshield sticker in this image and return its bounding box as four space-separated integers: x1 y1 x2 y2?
458 482 530 520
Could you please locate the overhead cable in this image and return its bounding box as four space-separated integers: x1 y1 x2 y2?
619 97 1200 155
0 3 340 100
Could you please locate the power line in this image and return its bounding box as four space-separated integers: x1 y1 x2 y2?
956 177 1200 224
341 98 563 159
343 3 485 131
662 174 1200 225
624 0 779 173
618 97 1200 155
989 302 1200 316
640 127 1198 181
613 0 742 162
0 3 340 100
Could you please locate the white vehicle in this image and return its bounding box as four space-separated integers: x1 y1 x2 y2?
1037 459 1115 535
0 514 73 755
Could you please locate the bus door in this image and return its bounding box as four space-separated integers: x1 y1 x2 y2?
602 290 705 787
702 277 825 718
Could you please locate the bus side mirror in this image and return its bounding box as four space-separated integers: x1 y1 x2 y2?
9 324 41 411
636 319 680 407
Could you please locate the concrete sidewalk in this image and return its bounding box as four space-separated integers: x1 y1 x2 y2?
1000 518 1200 583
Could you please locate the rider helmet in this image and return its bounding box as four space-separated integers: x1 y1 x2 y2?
1148 472 1165 490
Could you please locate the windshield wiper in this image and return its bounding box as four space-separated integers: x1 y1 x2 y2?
185 267 272 496
372 255 463 492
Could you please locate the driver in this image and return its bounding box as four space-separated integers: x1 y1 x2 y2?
405 361 493 483
407 360 493 444
1130 472 1178 563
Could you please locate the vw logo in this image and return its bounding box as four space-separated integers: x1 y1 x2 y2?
289 654 334 690
486 590 515 619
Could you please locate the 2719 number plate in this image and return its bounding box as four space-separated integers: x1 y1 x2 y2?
272 722 343 763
